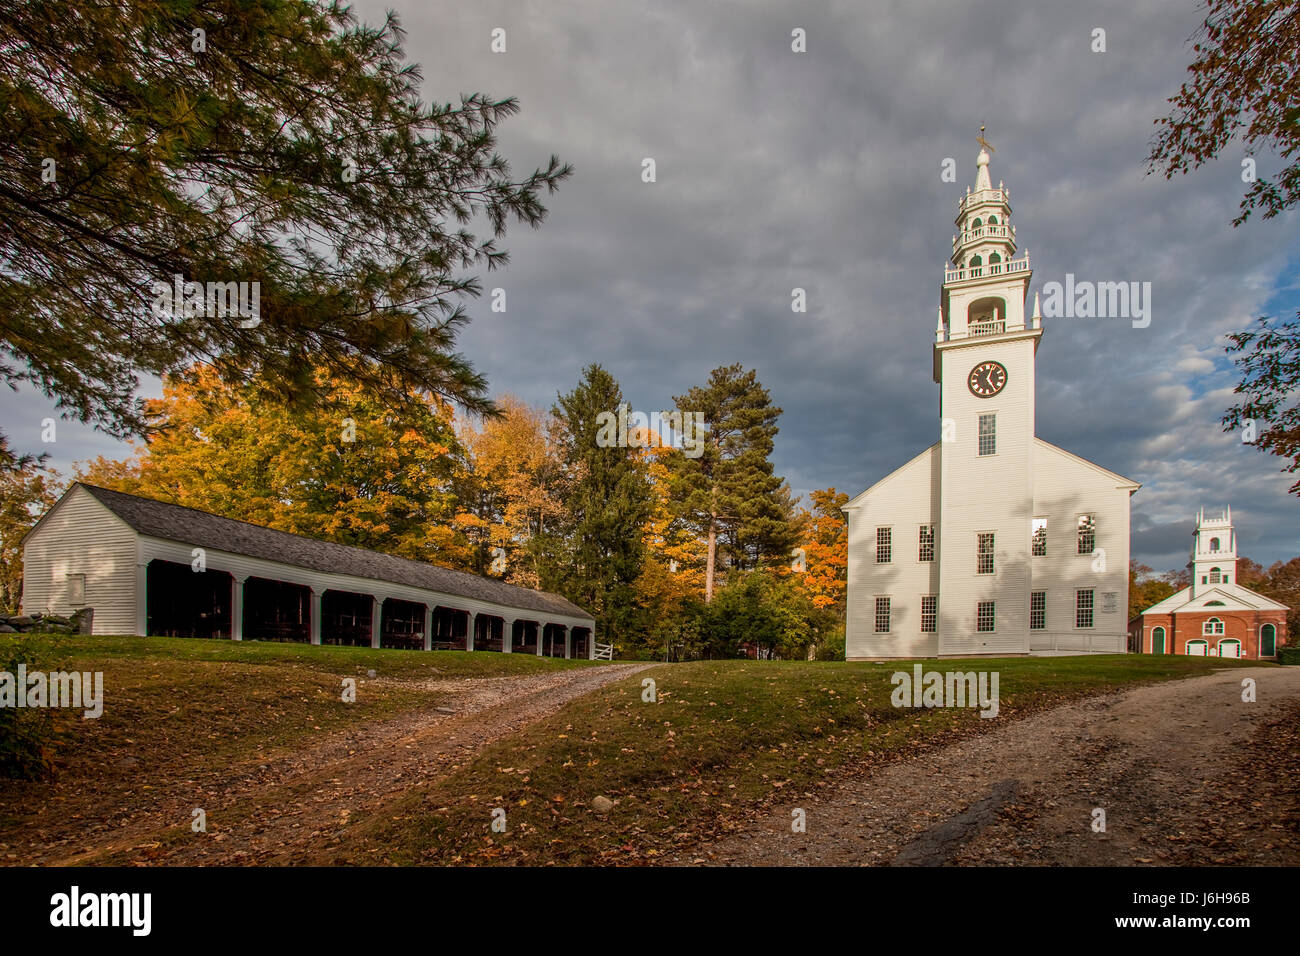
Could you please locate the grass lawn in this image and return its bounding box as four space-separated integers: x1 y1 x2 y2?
0 634 598 833
341 654 1269 865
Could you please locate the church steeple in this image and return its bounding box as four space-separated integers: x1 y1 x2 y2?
935 144 1036 362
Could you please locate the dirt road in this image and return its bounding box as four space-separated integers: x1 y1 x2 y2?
17 663 654 866
684 665 1300 866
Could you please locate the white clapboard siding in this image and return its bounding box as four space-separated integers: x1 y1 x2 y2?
936 335 1038 656
1028 439 1133 652
21 485 138 634
844 444 941 660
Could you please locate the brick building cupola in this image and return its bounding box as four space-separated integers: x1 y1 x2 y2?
1190 507 1236 598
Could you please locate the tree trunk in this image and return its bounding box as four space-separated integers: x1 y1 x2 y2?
705 514 717 603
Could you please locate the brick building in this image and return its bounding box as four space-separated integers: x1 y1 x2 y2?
1128 508 1288 659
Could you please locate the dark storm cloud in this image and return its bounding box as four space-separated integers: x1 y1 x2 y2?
7 0 1297 564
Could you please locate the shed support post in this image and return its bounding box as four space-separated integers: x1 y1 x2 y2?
563 626 571 659
504 619 514 653
232 576 246 641
136 562 149 637
423 605 433 651
468 613 476 652
536 622 543 657
370 596 381 648
309 588 322 645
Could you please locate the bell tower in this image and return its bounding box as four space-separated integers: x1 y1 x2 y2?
934 144 1042 650
1190 507 1236 597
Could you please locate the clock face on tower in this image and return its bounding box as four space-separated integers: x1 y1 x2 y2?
968 360 1007 398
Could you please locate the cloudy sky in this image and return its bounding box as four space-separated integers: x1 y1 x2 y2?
7 0 1298 570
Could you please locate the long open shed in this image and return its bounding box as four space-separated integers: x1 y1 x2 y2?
21 483 596 658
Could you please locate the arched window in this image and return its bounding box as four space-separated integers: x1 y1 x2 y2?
1209 567 1222 583
1261 623 1277 656
1209 536 1220 550
972 217 982 229
989 252 1002 264
987 215 998 225
1203 617 1225 636
969 255 982 267
1204 600 1225 606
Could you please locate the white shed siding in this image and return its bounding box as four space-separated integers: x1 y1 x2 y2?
845 446 940 660
21 485 138 634
1028 441 1131 653
138 537 595 634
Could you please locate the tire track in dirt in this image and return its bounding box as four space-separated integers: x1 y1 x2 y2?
24 663 656 866
681 666 1300 866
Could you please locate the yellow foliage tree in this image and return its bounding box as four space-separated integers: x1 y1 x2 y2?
75 364 472 568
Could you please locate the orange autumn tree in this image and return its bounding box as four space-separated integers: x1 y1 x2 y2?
632 434 707 633
456 394 571 588
76 364 473 567
791 487 849 615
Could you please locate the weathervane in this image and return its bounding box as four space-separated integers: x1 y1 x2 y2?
977 125 995 153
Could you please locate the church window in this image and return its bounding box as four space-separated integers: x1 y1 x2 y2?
977 601 995 632
987 215 998 225
977 533 995 574
875 527 892 563
1076 514 1096 554
969 254 983 268
1076 589 1094 628
1203 617 1224 636
1030 591 1046 630
1205 600 1225 606
989 252 1001 264
874 597 891 633
1209 567 1221 584
972 218 982 229
978 414 996 456
1031 518 1047 556
921 596 937 632
918 524 935 562
1209 537 1220 551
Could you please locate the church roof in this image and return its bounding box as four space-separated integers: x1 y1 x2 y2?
1034 439 1142 490
841 443 939 510
1139 582 1290 616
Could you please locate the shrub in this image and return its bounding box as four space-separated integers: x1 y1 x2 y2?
0 635 62 779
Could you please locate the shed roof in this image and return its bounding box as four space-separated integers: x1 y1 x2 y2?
74 483 592 621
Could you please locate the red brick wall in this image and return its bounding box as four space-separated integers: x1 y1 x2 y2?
1132 608 1287 659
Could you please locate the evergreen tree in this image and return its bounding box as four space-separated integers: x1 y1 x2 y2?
670 365 797 601
553 365 652 648
0 0 570 466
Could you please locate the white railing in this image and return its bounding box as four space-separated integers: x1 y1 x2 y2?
953 223 1014 250
937 319 1037 343
592 642 614 660
945 255 1030 283
959 186 1010 212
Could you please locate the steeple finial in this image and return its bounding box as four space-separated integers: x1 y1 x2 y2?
974 128 993 191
